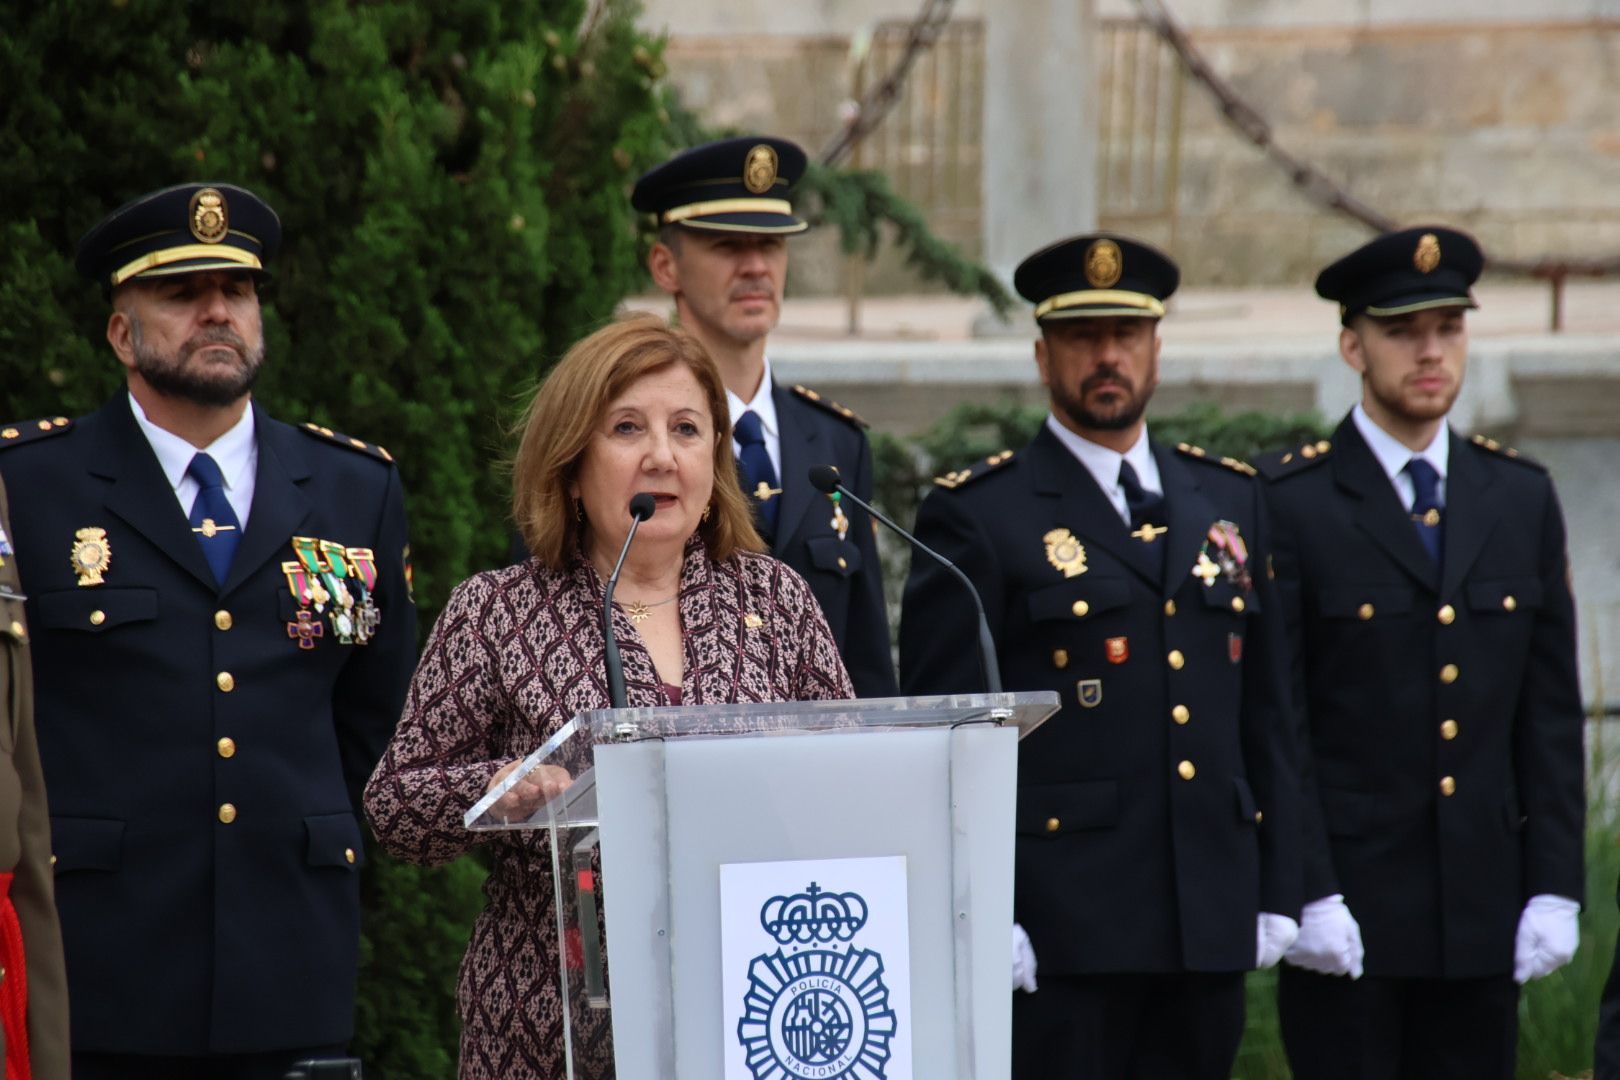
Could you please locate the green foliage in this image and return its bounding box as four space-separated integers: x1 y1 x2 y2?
1 0 673 1069
796 163 1015 316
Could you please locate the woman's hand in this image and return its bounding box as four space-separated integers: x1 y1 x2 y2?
485 759 574 819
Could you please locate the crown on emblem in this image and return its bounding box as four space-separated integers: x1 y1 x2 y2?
760 882 869 945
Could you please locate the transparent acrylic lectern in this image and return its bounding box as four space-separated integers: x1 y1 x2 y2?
464 692 1057 1080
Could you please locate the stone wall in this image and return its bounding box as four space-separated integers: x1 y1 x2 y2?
647 8 1620 289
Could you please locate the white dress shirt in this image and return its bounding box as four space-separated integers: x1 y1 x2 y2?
725 356 782 481
128 392 258 528
1350 402 1448 512
1044 414 1162 526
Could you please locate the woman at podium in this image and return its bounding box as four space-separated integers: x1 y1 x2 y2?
363 314 854 1079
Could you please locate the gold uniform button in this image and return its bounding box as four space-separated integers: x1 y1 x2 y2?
1439 776 1456 797
1072 600 1090 618
1172 704 1190 725
216 672 236 692
1177 760 1196 781
1164 600 1177 617
1502 595 1517 612
214 610 234 631
89 609 107 626
49 855 56 867
1045 817 1061 833
1440 719 1458 741
836 557 848 570
8 621 25 641
345 848 357 864
218 803 237 824
1254 811 1264 824
1168 650 1185 670
1053 649 1069 670
1357 603 1374 621
1437 605 1456 625
217 737 236 759
1439 663 1459 685
1230 596 1245 613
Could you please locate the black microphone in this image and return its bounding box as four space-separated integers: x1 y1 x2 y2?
807 465 1002 694
603 493 658 709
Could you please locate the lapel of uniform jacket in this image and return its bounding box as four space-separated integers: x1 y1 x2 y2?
221 405 312 597
1028 425 1159 590
1438 431 1502 601
1154 442 1220 600
92 394 217 592
1331 415 1439 591
770 379 819 548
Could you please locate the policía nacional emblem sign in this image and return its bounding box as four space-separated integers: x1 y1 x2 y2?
724 856 912 1080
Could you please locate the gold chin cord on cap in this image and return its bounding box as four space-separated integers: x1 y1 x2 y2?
660 198 794 224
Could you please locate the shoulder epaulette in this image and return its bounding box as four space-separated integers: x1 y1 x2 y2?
1173 442 1257 477
298 421 395 464
934 449 1015 490
1254 439 1334 480
791 384 869 430
0 415 73 450
1468 432 1545 471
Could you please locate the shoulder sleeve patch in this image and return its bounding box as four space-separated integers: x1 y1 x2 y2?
934 449 1015 490
0 415 73 450
1469 432 1546 472
1254 439 1333 480
791 384 870 430
298 421 395 464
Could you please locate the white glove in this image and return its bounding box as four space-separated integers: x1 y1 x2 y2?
1513 894 1580 984
1256 912 1300 969
1282 894 1365 978
1012 922 1038 993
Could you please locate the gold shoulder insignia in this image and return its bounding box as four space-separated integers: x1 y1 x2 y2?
299 421 395 463
933 449 1016 490
1175 443 1256 476
1254 440 1333 481
0 415 73 450
791 384 870 430
1469 432 1545 471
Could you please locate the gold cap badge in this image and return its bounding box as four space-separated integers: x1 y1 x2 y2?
1042 528 1089 578
1084 239 1123 289
1414 233 1441 274
743 144 779 195
189 187 229 244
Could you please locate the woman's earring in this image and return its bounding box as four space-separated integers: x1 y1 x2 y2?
575 499 584 522
702 503 712 523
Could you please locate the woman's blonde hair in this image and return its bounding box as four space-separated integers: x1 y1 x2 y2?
512 313 765 568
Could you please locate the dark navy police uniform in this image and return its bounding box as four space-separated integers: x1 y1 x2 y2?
0 184 415 1073
1261 227 1584 1080
900 234 1300 1079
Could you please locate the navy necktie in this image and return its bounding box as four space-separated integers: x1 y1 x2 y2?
1406 457 1444 567
734 410 780 541
1119 460 1166 581
187 452 241 585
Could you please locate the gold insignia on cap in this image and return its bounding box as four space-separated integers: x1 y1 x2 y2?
1414 233 1441 274
189 187 229 244
1043 528 1089 578
743 144 779 195
1084 239 1123 289
71 527 112 587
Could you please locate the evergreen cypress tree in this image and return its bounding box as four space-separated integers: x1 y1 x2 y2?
1 0 671 1066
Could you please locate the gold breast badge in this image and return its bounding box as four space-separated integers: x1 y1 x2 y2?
1042 528 1088 578
71 527 112 587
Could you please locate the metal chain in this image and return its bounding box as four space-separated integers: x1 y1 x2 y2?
1132 0 1620 289
818 0 958 167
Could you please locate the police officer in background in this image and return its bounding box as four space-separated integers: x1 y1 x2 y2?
1259 226 1584 1080
900 234 1301 1078
633 136 897 697
0 184 415 1078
